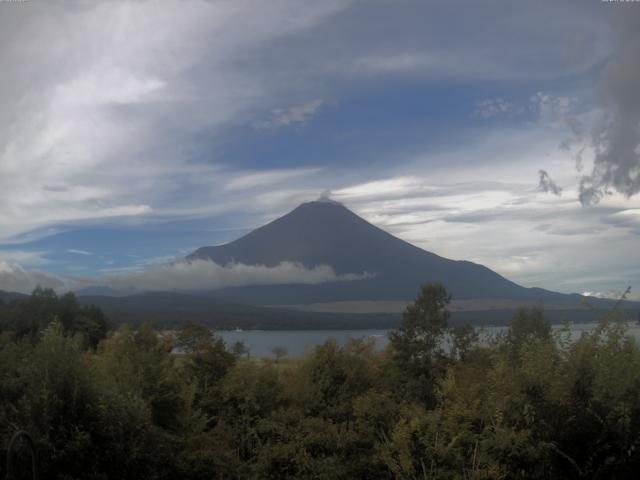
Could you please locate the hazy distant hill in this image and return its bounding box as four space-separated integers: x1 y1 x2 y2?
1 286 631 329
0 290 28 303
74 290 633 329
76 291 399 330
74 286 137 297
188 200 585 305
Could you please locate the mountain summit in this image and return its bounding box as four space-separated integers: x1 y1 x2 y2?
187 201 569 303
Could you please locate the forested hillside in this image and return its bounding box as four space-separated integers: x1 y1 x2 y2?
1 286 639 479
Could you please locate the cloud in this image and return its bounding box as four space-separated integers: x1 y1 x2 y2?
0 0 634 301
66 249 93 256
474 98 515 118
530 92 577 119
332 177 432 200
343 1 608 82
256 99 324 129
0 261 65 294
474 92 578 125
322 133 640 297
569 8 640 205
534 223 605 236
582 289 640 302
0 249 49 266
224 168 322 191
0 259 373 295
604 208 640 233
0 0 615 248
0 1 345 243
100 259 373 291
538 170 562 196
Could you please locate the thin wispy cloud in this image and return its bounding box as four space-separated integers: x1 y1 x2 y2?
255 100 324 129
0 250 49 266
474 98 516 119
66 249 93 256
224 168 323 191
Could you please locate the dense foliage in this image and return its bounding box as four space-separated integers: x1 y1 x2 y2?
1 285 640 479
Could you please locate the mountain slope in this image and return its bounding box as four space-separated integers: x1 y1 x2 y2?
0 290 28 303
188 200 579 303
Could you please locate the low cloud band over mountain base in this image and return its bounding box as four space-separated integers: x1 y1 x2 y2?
0 259 373 295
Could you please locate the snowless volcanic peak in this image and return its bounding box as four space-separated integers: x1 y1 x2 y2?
187 201 573 303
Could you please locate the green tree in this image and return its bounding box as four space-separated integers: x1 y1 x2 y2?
389 283 451 405
505 306 551 360
272 345 287 364
450 323 479 361
176 322 236 394
0 288 109 348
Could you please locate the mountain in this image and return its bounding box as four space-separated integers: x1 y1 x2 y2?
75 286 137 297
0 290 28 303
187 200 583 305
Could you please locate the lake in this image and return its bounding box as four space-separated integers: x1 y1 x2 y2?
217 322 640 358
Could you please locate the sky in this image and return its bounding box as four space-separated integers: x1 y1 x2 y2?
0 0 639 298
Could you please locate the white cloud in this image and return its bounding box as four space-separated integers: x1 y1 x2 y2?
0 261 64 293
0 250 49 266
0 0 634 301
614 209 640 220
100 259 373 291
225 168 323 191
323 120 640 296
0 259 373 294
0 1 346 243
474 91 579 126
67 249 93 256
530 91 576 115
474 98 516 118
583 289 640 302
332 177 431 200
0 0 613 247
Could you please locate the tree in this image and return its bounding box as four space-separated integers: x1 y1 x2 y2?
450 323 479 361
272 346 287 364
232 340 249 358
177 322 236 387
389 283 451 405
391 283 451 356
505 306 551 360
0 321 100 479
0 288 109 348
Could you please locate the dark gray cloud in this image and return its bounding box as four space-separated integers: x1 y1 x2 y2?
578 7 640 205
538 170 562 196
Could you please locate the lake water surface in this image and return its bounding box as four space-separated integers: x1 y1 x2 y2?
218 322 640 358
